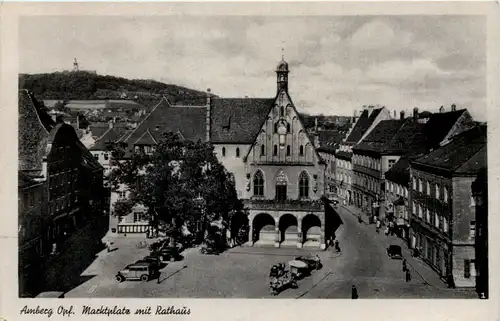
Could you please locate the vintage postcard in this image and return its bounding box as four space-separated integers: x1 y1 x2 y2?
1 1 499 321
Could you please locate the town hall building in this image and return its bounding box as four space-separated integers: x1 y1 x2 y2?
107 57 333 249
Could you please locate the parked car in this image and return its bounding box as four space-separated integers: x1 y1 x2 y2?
136 256 161 270
294 255 322 271
115 262 158 282
150 246 182 262
387 245 403 259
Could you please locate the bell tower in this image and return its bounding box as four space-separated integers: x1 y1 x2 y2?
276 49 289 94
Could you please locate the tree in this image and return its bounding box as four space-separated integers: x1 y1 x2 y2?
107 132 243 247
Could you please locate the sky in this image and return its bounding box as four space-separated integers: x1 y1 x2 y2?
19 15 486 120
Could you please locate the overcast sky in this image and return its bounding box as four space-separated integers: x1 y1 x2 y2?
19 15 486 120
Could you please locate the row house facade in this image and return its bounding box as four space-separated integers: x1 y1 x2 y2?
352 116 426 220
109 58 335 249
18 90 105 296
18 172 47 296
317 130 345 199
383 108 477 240
409 125 486 288
334 106 391 205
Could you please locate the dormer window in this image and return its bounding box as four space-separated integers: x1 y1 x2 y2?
222 116 231 132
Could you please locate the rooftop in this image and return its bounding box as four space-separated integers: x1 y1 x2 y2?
18 90 55 172
89 127 130 151
412 124 487 175
345 107 383 144
210 97 274 144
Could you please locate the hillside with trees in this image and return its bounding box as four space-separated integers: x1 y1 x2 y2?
19 71 212 109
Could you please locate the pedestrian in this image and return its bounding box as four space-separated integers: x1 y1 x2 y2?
384 226 389 235
402 258 407 272
351 285 358 299
334 240 341 253
106 239 111 252
376 220 381 229
405 269 411 282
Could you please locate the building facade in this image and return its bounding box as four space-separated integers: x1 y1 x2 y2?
107 58 332 249
409 125 486 288
334 106 391 206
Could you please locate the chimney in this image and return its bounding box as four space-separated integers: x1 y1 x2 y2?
451 103 456 112
400 110 405 120
314 117 318 132
439 106 445 113
76 114 80 129
352 110 357 123
393 110 397 119
206 88 211 142
413 107 419 121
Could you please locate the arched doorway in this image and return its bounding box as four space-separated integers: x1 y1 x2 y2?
253 213 275 245
231 211 249 246
302 214 322 248
279 214 298 247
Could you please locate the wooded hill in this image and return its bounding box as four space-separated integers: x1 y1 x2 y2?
19 71 211 109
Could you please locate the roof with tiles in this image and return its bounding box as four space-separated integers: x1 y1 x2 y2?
345 108 383 144
89 127 130 151
353 119 406 153
412 124 487 175
18 90 55 172
423 109 467 146
317 130 345 153
122 97 207 146
384 156 411 186
335 150 353 160
209 97 274 144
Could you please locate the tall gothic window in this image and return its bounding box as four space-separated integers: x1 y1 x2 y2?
280 106 284 117
275 170 288 201
260 144 265 156
253 170 264 196
273 145 278 156
287 123 291 133
286 145 291 156
299 171 309 198
299 145 304 156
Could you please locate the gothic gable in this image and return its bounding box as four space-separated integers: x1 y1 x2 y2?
245 89 320 165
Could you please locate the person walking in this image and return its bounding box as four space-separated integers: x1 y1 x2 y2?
106 239 111 252
402 258 407 272
351 285 359 299
405 269 411 282
334 239 341 253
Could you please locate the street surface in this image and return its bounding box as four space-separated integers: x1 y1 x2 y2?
65 205 476 298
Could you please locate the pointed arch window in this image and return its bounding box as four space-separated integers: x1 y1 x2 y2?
286 145 291 156
222 147 226 157
236 147 240 158
273 145 278 156
280 106 284 117
286 123 291 133
253 170 264 196
299 171 309 198
274 122 278 133
299 145 304 156
260 144 265 156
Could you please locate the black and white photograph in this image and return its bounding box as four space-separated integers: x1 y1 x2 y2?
3 2 499 320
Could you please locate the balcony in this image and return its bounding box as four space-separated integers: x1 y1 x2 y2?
242 198 325 212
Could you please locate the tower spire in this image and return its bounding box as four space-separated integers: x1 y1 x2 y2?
73 58 79 72
281 48 284 61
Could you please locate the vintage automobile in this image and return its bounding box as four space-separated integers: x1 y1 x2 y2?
387 245 403 259
150 246 182 262
294 255 322 271
136 255 162 270
269 263 286 278
269 270 298 295
116 262 158 282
